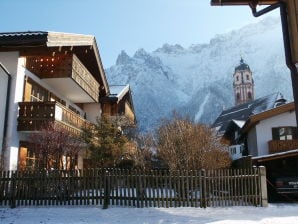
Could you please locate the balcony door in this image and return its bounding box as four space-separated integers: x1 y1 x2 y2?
24 77 48 102
272 127 298 140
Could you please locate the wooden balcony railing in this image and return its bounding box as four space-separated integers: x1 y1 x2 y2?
25 54 100 102
72 54 99 101
268 139 298 154
18 101 92 138
124 102 135 124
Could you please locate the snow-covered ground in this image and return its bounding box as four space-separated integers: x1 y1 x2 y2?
1 204 298 224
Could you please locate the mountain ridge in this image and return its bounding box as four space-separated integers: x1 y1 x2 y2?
106 16 293 132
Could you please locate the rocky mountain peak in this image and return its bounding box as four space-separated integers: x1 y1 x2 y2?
116 50 131 65
155 43 185 54
106 15 292 132
134 48 149 59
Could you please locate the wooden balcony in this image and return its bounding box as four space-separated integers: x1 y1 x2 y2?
25 54 100 103
124 102 136 125
268 140 298 154
18 101 92 138
102 102 136 127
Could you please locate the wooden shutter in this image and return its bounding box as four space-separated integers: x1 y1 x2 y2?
287 0 298 64
292 127 298 139
272 128 280 140
23 79 32 102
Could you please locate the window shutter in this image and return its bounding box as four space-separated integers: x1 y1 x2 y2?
292 127 298 140
24 80 32 102
272 128 280 140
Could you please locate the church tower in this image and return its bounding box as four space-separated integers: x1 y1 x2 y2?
233 58 254 106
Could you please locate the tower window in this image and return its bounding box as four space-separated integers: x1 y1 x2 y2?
236 76 239 82
246 74 250 80
237 93 240 100
248 92 252 100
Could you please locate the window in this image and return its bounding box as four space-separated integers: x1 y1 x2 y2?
236 93 240 100
19 146 37 170
246 74 250 80
24 77 65 104
31 84 48 102
236 76 239 82
24 77 48 102
248 92 252 100
272 127 298 140
50 93 66 105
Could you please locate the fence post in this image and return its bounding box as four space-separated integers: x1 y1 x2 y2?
200 169 207 208
10 171 17 209
259 166 268 207
102 170 110 209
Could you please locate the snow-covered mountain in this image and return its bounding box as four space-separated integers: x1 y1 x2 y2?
105 16 293 132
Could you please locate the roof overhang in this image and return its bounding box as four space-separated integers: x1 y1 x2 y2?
43 78 96 103
0 31 109 95
242 102 295 133
210 0 279 6
101 85 130 104
253 149 298 162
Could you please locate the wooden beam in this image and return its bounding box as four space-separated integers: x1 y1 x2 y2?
211 0 279 6
287 0 298 65
255 151 298 162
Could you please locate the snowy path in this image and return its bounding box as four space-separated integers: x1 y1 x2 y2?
0 204 298 224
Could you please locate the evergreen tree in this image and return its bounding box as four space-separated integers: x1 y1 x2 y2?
83 115 128 168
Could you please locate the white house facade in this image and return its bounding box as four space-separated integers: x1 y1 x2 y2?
0 63 11 163
0 31 110 171
243 102 296 157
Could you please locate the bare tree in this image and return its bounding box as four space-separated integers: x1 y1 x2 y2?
131 133 156 169
156 116 231 171
29 122 84 170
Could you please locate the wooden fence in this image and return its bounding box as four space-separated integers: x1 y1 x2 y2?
0 167 267 208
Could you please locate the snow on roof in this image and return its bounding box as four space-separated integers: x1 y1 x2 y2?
232 119 245 128
0 31 47 37
253 149 298 161
109 85 130 101
212 92 285 133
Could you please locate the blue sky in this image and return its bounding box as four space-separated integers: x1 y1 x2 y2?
1 0 279 67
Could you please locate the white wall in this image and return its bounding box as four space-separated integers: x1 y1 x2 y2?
0 65 9 156
83 103 102 124
0 52 22 170
254 111 296 156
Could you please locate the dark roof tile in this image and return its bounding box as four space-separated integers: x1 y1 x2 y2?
212 92 286 133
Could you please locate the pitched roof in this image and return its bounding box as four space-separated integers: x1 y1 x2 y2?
212 92 286 134
0 31 109 94
108 85 130 103
101 84 135 111
242 101 295 133
0 31 94 47
232 119 245 128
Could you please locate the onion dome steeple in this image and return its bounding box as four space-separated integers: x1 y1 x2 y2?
233 58 254 106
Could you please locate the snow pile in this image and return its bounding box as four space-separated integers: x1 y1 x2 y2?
1 204 298 224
